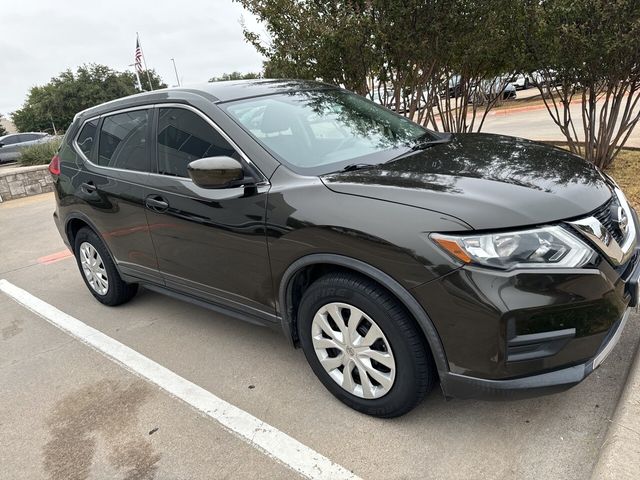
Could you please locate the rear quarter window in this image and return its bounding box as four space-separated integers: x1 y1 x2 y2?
76 119 98 159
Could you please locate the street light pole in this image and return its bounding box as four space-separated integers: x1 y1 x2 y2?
171 58 181 87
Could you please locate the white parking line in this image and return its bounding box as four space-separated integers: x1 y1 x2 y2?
0 279 361 480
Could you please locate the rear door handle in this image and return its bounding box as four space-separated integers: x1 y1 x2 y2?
145 195 169 213
81 181 97 193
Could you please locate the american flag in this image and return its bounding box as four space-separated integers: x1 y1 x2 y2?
134 37 143 73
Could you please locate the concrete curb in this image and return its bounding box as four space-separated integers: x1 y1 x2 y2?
490 103 549 116
591 332 640 479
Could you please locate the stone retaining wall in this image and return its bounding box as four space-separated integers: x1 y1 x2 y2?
0 164 54 202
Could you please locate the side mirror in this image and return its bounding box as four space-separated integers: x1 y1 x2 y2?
0 142 4 148
187 156 247 189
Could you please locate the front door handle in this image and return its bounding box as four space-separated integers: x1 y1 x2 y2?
81 181 97 193
145 195 169 213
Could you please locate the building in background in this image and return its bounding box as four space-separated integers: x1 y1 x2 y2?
0 117 17 134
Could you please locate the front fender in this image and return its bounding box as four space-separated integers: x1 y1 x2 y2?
278 253 451 379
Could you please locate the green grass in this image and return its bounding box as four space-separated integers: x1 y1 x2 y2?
550 145 640 211
17 138 62 166
605 149 640 211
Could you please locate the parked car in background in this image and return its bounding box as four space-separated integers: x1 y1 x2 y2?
470 78 516 104
0 132 53 163
509 73 531 90
51 80 639 418
442 75 516 100
444 74 463 98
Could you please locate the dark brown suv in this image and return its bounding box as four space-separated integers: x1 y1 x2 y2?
50 80 640 417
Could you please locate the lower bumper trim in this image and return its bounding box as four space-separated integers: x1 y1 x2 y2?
592 308 630 369
441 308 631 400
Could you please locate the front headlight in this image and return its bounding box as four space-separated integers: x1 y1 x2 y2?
431 226 594 270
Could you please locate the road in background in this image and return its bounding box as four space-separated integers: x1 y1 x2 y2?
479 87 640 147
482 104 640 147
1 193 639 480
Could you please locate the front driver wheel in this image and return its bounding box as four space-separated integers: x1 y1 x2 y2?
298 273 436 417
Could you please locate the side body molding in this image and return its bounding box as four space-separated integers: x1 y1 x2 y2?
278 253 450 378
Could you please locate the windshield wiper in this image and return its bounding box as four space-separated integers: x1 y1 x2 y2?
410 132 453 151
336 133 452 173
339 163 379 172
387 132 453 163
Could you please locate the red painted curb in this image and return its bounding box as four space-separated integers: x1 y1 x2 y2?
37 249 73 265
491 103 549 116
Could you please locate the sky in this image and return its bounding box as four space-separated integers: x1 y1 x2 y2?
0 0 267 116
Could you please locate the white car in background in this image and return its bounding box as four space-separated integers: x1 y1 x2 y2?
509 73 532 90
509 71 560 90
469 78 516 104
0 132 53 163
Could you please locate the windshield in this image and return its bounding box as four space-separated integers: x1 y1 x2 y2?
221 89 433 174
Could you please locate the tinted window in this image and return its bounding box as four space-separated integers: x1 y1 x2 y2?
98 110 149 171
1 134 19 145
21 133 43 142
157 108 237 178
222 89 430 174
77 120 98 158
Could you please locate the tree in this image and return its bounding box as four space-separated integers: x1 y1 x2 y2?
12 64 166 133
424 0 527 132
237 0 377 95
237 0 524 132
0 114 7 136
209 71 262 82
524 0 640 168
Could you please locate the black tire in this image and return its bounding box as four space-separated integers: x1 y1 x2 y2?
297 272 436 418
73 227 138 306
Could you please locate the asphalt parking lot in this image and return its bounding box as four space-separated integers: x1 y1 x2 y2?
1 192 639 480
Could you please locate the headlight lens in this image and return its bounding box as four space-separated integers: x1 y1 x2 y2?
432 226 594 270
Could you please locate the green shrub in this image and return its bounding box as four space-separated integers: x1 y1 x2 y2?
17 137 62 166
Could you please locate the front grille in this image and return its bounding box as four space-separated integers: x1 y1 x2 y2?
593 198 624 244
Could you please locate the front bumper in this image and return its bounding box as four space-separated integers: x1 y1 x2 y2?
439 306 632 399
414 222 640 399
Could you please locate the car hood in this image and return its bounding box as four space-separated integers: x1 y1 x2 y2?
321 133 612 230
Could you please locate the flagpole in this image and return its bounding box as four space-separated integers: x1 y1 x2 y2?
137 32 154 91
135 70 144 91
129 63 143 91
171 58 181 86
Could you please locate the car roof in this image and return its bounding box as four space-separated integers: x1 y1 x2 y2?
199 79 336 102
74 79 337 122
0 132 46 139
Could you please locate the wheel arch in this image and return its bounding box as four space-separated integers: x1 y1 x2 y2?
278 253 450 377
65 213 103 248
64 213 122 276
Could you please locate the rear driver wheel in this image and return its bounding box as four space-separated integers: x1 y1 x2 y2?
74 227 138 306
298 272 436 417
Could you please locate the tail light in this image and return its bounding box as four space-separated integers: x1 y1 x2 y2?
48 155 61 176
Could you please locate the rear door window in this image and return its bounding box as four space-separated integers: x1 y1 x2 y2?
21 133 42 142
0 134 19 145
98 110 150 171
156 107 237 178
